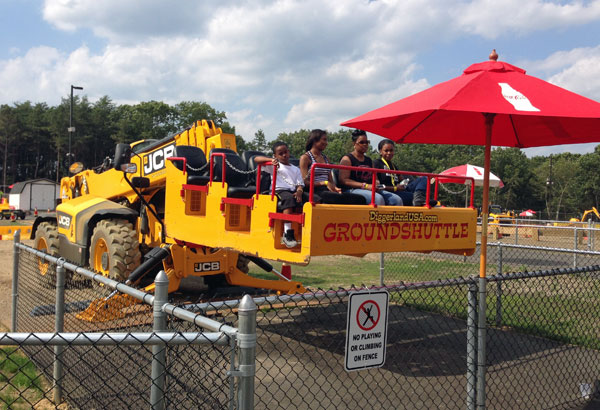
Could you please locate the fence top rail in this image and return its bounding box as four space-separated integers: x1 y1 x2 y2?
0 331 230 346
181 277 478 313
486 264 600 283
15 241 238 336
485 241 600 255
162 303 238 336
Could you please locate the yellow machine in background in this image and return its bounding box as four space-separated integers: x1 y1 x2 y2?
488 205 515 225
570 207 600 224
32 119 477 321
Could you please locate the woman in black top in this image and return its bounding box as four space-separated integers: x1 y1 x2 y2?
338 130 402 206
372 139 428 206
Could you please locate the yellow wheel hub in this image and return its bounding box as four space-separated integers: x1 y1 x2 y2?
92 238 109 276
36 237 50 276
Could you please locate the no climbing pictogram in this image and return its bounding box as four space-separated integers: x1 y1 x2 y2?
356 300 380 331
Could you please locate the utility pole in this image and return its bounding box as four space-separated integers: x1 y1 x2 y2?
68 85 83 167
546 154 553 220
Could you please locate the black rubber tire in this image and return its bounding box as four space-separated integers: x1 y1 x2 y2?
89 219 141 283
34 221 60 288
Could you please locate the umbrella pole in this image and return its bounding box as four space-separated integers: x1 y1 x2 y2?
477 113 494 408
479 114 494 278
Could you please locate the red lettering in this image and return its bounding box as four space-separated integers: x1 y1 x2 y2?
337 223 350 242
452 223 461 238
423 223 432 239
443 223 453 238
364 223 375 241
433 223 442 238
376 224 388 240
324 223 336 242
461 223 468 238
401 223 411 240
389 223 401 240
350 223 362 241
412 223 423 239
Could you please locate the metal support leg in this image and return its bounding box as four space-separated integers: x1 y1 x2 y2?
574 228 578 268
237 295 257 410
467 282 478 410
11 230 20 332
53 263 66 405
379 253 385 286
477 277 487 409
150 271 168 410
496 244 503 327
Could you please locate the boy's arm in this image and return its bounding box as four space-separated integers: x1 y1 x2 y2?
253 155 274 164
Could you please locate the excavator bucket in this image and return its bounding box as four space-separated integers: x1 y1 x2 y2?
76 292 140 322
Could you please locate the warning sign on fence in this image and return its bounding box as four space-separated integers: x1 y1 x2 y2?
345 290 389 372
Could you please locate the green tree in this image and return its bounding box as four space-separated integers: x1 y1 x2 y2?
247 129 269 152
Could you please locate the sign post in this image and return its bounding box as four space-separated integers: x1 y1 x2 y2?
345 290 389 372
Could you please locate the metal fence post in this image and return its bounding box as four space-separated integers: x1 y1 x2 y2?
11 230 20 332
237 294 257 410
514 223 518 245
574 227 578 268
379 252 385 286
496 243 503 327
467 282 478 410
588 220 593 251
150 271 168 410
53 262 66 405
477 277 487 409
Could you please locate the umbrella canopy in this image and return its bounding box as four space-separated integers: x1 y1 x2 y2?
439 164 504 188
341 55 600 148
519 210 535 217
341 50 600 278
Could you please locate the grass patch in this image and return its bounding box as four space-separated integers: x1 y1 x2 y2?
0 347 45 409
249 255 382 289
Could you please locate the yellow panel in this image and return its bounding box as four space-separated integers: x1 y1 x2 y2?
308 205 476 256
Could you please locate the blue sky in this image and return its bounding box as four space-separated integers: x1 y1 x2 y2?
2 0 600 157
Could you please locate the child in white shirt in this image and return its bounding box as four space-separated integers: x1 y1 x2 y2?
254 141 320 248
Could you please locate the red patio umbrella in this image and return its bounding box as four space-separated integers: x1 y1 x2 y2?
519 210 535 217
439 164 504 188
341 50 600 278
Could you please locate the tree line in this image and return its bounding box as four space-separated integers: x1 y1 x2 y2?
1 97 598 221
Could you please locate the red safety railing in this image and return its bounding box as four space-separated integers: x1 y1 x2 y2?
172 154 476 209
307 163 476 208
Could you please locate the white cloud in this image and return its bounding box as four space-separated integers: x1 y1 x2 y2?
522 46 600 101
3 0 600 146
452 0 600 39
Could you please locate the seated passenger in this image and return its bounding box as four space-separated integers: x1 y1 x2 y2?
254 141 321 248
299 129 365 205
373 139 429 206
338 130 402 206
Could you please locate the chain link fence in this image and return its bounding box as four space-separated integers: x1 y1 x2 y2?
381 221 600 283
3 220 600 409
2 232 254 409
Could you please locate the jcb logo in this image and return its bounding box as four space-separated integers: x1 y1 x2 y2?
57 213 71 229
143 143 176 175
194 262 221 272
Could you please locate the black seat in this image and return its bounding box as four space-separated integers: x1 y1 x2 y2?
172 145 210 186
241 150 267 168
243 151 272 193
331 168 340 187
289 157 300 167
210 148 256 198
